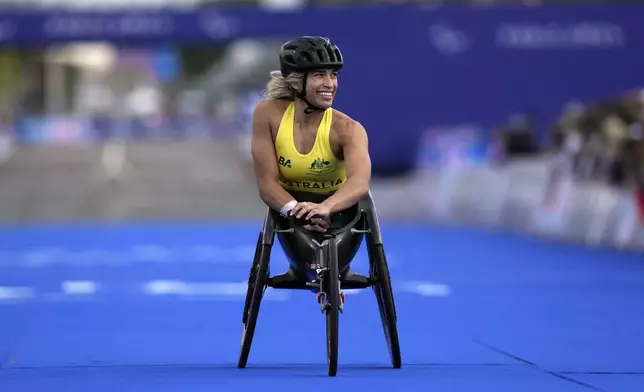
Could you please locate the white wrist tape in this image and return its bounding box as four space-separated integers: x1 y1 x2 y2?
280 200 298 217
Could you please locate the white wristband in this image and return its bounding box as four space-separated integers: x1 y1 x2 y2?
280 200 298 217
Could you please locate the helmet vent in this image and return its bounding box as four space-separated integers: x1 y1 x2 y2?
316 50 325 62
301 52 313 63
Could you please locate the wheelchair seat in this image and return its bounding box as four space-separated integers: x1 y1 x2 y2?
273 202 367 276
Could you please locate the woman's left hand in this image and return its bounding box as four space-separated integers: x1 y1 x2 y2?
291 201 332 221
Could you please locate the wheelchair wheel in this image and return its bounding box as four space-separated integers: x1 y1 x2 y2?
324 237 340 377
238 233 272 369
369 243 402 369
242 233 262 325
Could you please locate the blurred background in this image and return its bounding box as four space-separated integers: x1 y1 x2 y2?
0 0 642 250
1 1 644 386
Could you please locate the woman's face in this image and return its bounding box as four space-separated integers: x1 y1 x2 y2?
305 69 338 109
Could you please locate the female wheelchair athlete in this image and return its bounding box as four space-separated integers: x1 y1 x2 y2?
237 193 401 376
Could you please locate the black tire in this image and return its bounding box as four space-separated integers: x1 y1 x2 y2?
370 243 402 369
242 233 262 325
238 241 271 369
325 238 340 377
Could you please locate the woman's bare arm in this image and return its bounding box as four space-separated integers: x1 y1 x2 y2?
251 100 298 213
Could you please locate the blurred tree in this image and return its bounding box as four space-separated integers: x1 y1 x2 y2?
178 45 227 80
0 49 22 109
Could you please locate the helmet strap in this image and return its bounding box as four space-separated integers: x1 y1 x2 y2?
296 72 325 114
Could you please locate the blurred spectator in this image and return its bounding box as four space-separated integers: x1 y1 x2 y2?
543 93 644 234
487 126 507 166
601 114 629 183
499 114 539 159
548 93 644 190
635 140 644 222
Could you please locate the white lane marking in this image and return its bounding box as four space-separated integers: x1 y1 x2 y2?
0 286 36 301
0 280 451 303
61 281 98 295
401 281 452 297
142 280 291 301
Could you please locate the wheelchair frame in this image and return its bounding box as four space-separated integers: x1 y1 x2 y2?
237 193 402 376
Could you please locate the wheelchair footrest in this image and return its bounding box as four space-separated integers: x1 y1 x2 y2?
340 281 371 289
340 272 372 289
268 271 320 290
268 279 315 290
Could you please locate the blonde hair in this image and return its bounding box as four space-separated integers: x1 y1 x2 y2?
264 70 305 100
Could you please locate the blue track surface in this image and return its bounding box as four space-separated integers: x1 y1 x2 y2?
1 222 643 391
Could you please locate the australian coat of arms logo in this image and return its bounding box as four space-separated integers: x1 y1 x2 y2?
309 157 332 173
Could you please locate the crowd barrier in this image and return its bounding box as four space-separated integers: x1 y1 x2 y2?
1 5 644 172
425 157 644 251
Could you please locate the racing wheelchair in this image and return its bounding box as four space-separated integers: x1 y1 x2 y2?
237 193 401 376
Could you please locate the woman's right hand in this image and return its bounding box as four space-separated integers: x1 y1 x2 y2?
304 216 331 233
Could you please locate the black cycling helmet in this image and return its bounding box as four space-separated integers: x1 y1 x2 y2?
279 36 344 113
280 36 344 77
